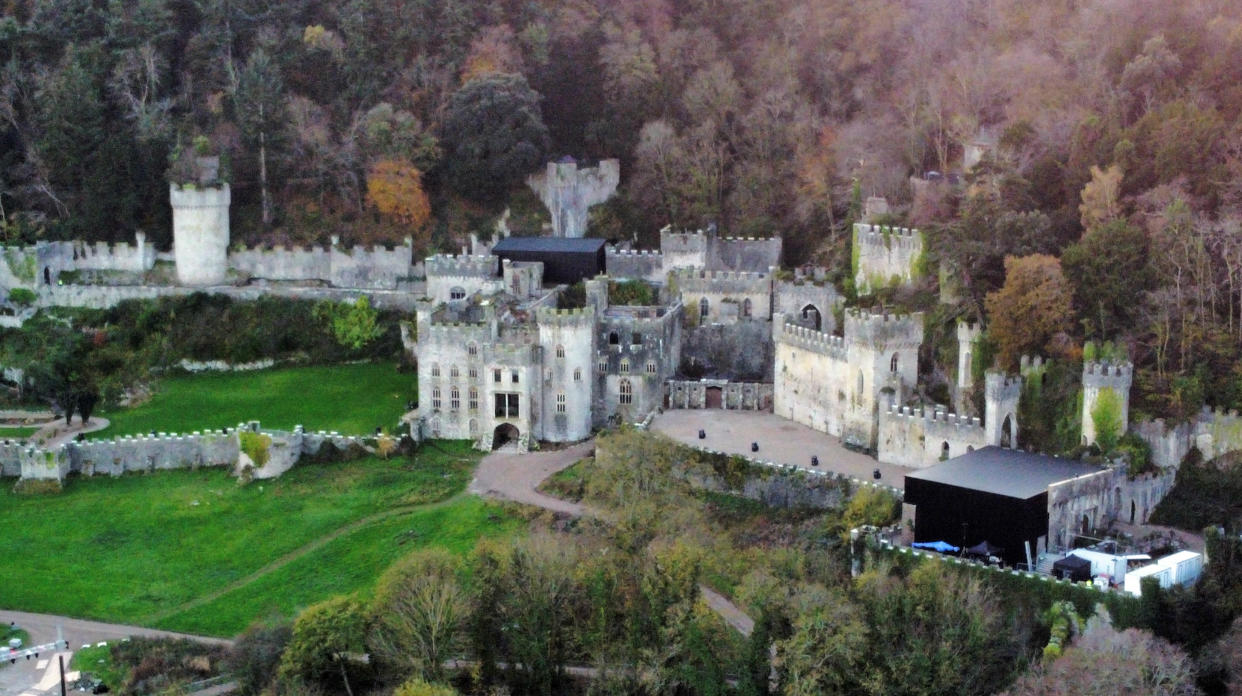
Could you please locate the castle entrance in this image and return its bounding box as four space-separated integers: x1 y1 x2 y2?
492 423 520 450
705 386 723 409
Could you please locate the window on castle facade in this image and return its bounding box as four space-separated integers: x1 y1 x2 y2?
468 343 478 357
450 287 466 300
450 388 460 410
431 363 440 377
469 366 478 379
432 387 441 410
450 365 459 378
493 369 501 383
646 361 657 374
620 359 630 374
574 368 582 382
469 388 478 411
556 393 566 413
631 332 641 345
609 332 620 346
890 353 899 373
619 379 633 404
699 298 709 325
743 298 752 318
598 360 607 373
556 344 565 359
511 370 519 384
494 393 519 418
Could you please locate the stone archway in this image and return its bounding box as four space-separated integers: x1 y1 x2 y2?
492 423 520 450
800 304 822 331
705 386 723 409
1001 414 1015 449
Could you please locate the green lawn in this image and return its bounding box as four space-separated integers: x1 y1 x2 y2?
0 426 41 441
90 362 415 438
0 442 520 636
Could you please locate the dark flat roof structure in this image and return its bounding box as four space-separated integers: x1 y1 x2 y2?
491 237 606 254
904 446 1102 499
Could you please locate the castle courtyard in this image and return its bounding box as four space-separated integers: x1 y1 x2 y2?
650 410 913 488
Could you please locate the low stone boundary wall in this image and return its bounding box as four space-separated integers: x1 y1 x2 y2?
664 380 773 411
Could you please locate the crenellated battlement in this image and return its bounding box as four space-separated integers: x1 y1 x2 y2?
844 309 924 348
774 315 847 360
534 306 596 328
985 370 1023 395
1082 361 1133 383
884 402 984 430
425 254 497 278
606 249 663 258
957 320 983 341
671 267 771 295
853 222 922 246
71 233 157 272
852 222 925 294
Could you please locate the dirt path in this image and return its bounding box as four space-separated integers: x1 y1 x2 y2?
31 415 110 448
471 439 757 638
0 609 231 648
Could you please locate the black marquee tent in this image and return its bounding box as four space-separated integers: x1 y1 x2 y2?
904 447 1102 566
490 237 606 285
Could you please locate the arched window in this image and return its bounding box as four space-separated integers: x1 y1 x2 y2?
556 344 565 359
556 393 566 413
468 388 478 411
432 387 441 410
467 343 478 357
431 363 441 378
574 368 582 382
450 387 460 410
890 353 899 373
450 286 466 300
619 379 633 404
699 298 709 325
608 332 620 346
646 361 657 374
743 298 752 318
620 359 630 374
598 360 608 373
450 365 459 378
940 441 950 460
468 366 478 379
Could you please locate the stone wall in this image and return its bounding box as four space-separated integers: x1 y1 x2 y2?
852 223 924 294
1046 465 1176 550
714 236 782 273
664 380 773 410
425 255 500 304
32 282 423 312
596 304 682 427
673 268 772 324
228 239 413 290
171 184 231 286
681 322 774 380
605 249 665 283
774 279 841 333
876 403 987 468
526 159 620 238
1133 406 1242 469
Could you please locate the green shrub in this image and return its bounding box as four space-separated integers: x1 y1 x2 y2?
7 287 36 305
239 431 272 469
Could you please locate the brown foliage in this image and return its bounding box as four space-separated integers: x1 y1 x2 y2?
365 159 431 232
985 254 1074 371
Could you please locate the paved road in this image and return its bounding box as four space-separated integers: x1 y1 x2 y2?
0 611 229 696
470 440 596 516
651 410 911 488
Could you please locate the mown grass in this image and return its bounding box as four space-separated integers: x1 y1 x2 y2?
158 497 522 636
90 362 415 438
0 441 504 635
0 426 41 441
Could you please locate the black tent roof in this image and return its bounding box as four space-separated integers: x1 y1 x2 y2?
904 447 1102 500
965 540 1004 557
1052 554 1093 581
491 237 606 254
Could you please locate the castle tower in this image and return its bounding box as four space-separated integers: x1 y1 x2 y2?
842 310 924 449
1081 361 1132 446
170 183 230 286
984 371 1022 448
526 159 620 238
536 307 597 442
956 321 983 392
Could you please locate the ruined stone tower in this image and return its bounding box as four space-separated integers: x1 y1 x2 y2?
526 159 620 238
170 183 230 286
1081 361 1132 446
984 371 1022 448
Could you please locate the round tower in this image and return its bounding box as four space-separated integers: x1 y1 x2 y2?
1081 361 1132 446
170 183 230 286
984 370 1022 448
956 320 983 392
537 307 596 442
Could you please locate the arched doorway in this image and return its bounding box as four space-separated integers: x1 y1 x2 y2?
1001 414 1015 449
800 304 822 331
705 386 723 409
940 441 950 460
43 267 51 285
492 423 520 450
1080 513 1090 536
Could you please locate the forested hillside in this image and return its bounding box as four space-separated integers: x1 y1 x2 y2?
2 0 1241 420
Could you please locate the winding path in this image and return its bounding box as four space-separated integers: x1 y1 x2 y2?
470 440 758 637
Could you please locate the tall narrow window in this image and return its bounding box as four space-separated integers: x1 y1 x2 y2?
620 359 630 374
574 368 582 382
699 298 709 325
631 332 641 345
619 379 633 405
556 344 565 359
609 332 619 346
556 393 566 413
469 388 478 411
743 298 752 318
646 361 657 374
431 363 440 377
450 365 459 378
598 360 607 373
468 366 478 379
493 369 501 383
468 343 478 357
432 387 441 409
450 388 460 410
511 370 519 384
890 353 899 373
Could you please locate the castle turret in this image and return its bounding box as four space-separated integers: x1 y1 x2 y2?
170 183 230 286
984 371 1022 448
1081 361 1132 446
956 321 983 392
536 307 597 442
526 158 620 238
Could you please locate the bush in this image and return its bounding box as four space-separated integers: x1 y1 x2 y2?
228 619 293 696
7 287 36 305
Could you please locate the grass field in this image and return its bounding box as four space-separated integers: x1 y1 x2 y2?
0 441 520 637
0 426 41 441
90 362 415 438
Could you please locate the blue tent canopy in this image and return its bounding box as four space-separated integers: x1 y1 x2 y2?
912 540 960 553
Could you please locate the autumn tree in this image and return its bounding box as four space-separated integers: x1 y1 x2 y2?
1062 220 1154 339
985 254 1074 371
1078 164 1123 232
368 549 467 684
365 159 431 232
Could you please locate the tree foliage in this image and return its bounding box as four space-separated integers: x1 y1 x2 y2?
984 255 1074 371
440 73 549 201
365 159 431 230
